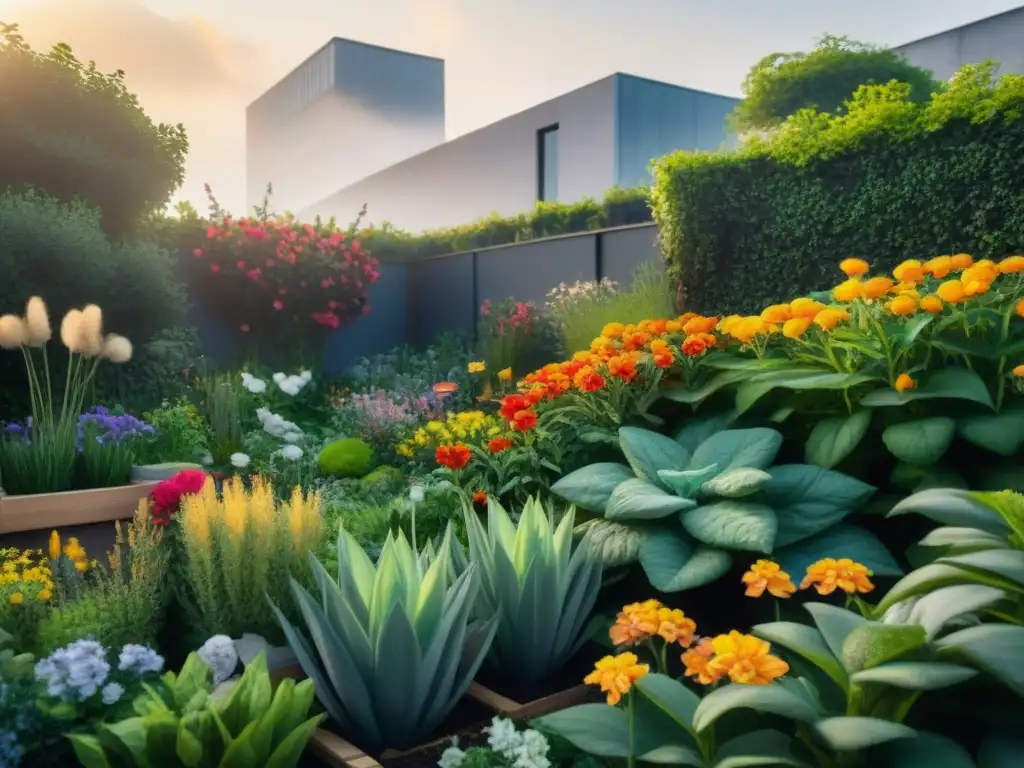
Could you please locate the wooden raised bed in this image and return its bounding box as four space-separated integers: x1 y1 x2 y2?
0 481 159 534
466 679 592 718
309 730 383 768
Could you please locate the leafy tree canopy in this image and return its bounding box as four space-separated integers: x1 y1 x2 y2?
730 34 939 132
0 22 189 236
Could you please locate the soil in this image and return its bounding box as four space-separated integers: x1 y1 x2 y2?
473 642 606 704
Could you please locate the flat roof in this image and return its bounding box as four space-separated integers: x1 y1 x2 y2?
892 4 1024 49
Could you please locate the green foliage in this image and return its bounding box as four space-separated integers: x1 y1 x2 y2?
69 652 324 768
653 62 1024 314
731 35 938 132
317 436 373 478
359 464 406 491
133 399 209 465
95 327 201 415
0 23 188 237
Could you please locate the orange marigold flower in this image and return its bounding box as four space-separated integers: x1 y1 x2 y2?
681 333 714 357
649 339 675 369
895 373 916 392
730 316 767 343
937 280 966 304
962 264 998 287
886 295 918 316
962 279 990 297
435 442 471 470
922 255 952 279
574 366 606 393
717 315 743 334
892 260 924 283
607 354 638 382
862 277 895 300
760 304 792 324
1017 298 1024 318
511 408 538 432
742 560 796 598
654 606 697 645
682 637 720 685
707 631 790 685
472 490 488 507
789 298 827 319
601 322 625 338
487 437 513 453
919 295 943 314
682 316 719 335
950 253 974 269
665 320 682 333
782 317 812 340
1013 364 1024 377
813 308 850 331
998 255 1024 274
610 600 662 646
583 653 649 706
833 279 863 303
621 330 651 351
800 557 875 595
839 258 870 277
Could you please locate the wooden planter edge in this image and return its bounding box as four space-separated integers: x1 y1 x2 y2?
309 729 383 768
467 680 593 719
0 481 159 534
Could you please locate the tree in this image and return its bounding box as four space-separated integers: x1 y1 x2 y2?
730 35 939 133
0 22 189 236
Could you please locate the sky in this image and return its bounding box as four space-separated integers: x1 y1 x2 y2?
1 0 1021 214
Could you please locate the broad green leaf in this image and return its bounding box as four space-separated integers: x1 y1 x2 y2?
659 465 721 499
874 562 1014 615
618 427 692 489
860 368 995 409
551 463 636 513
958 408 1024 456
916 526 1008 554
882 418 957 466
634 673 700 740
264 715 325 768
752 621 848 691
812 717 915 751
765 465 876 547
884 730 976 767
804 603 868 660
774 525 902 581
805 410 873 469
939 549 1024 591
689 428 783 473
888 488 1010 536
674 414 734 453
68 735 113 768
692 683 818 732
935 624 1024 696
908 584 1006 639
661 370 748 405
701 467 772 498
979 732 1024 768
639 530 732 592
851 661 977 690
714 729 814 768
681 501 777 553
840 624 927 674
638 745 704 765
533 703 659 757
605 479 696 521
893 314 934 349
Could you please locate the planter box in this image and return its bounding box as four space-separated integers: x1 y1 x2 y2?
131 462 202 483
467 680 593 719
309 730 382 768
0 481 158 534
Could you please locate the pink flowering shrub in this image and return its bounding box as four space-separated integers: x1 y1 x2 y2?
331 387 431 457
478 297 536 374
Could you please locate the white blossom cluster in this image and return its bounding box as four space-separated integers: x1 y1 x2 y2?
256 407 303 443
34 639 163 705
240 369 312 397
545 277 619 312
438 717 551 768
197 635 239 684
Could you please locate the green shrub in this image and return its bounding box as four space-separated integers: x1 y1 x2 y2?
0 189 187 414
652 62 1024 315
360 464 406 490
318 437 373 478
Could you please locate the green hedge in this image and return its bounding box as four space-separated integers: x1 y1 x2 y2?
652 62 1024 314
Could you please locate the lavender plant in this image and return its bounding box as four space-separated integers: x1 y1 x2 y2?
332 387 431 457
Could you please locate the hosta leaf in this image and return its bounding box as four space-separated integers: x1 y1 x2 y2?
638 529 731 592
882 418 957 466
689 428 783 473
701 467 772 498
673 414 734 453
851 661 978 690
618 427 691 489
551 463 636 513
765 465 876 547
774 525 902 582
957 408 1024 456
935 624 1024 697
805 410 872 469
681 501 777 553
605 479 696 521
659 465 720 499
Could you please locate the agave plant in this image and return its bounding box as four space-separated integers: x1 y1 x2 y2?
270 524 498 752
552 418 894 592
459 495 603 685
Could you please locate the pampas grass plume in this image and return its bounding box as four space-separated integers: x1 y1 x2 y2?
0 314 27 350
102 334 133 364
60 309 84 352
77 304 104 357
24 296 52 347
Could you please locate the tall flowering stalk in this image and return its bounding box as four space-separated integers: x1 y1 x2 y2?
0 298 133 495
477 298 536 375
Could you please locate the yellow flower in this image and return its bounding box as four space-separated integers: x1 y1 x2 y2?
862 277 895 300
601 322 625 339
937 280 966 304
653 606 697 646
790 298 826 319
730 316 767 344
839 258 869 277
48 530 61 561
742 560 796 598
498 367 512 381
833 279 863 303
74 560 89 573
950 253 974 270
609 599 662 646
998 255 1024 274
718 315 743 334
37 587 52 602
800 557 875 595
886 295 918 316
1018 298 1024 318
782 317 812 340
962 279 990 297
760 304 791 324
9 592 24 605
892 260 924 283
813 308 850 331
962 263 998 287
584 653 649 705
920 295 943 314
895 373 916 392
922 256 952 279
1013 364 1024 377
682 638 719 685
706 631 790 685
468 361 486 374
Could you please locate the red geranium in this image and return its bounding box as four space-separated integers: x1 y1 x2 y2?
150 469 208 526
435 443 472 470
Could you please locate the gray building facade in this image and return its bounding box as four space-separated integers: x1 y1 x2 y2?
893 5 1024 81
298 73 737 232
246 38 445 214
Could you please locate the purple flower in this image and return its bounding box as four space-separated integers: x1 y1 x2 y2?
77 408 155 450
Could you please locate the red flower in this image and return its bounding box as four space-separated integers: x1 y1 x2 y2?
193 248 203 257
210 264 220 273
472 490 488 508
499 394 532 422
149 470 207 525
682 333 715 358
511 409 538 432
436 443 471 470
487 437 514 454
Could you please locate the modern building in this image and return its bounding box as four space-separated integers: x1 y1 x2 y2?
246 38 446 215
893 5 1024 81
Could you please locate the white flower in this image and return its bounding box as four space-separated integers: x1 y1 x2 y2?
230 452 251 468
281 444 304 461
437 745 465 768
409 484 425 503
198 635 239 685
272 372 286 384
200 454 213 466
486 717 522 754
283 431 302 443
300 369 312 382
240 372 267 394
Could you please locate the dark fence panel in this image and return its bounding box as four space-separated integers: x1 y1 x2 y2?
408 251 476 347
477 234 598 308
602 224 660 283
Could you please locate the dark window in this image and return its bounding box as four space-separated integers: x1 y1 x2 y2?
537 124 559 201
